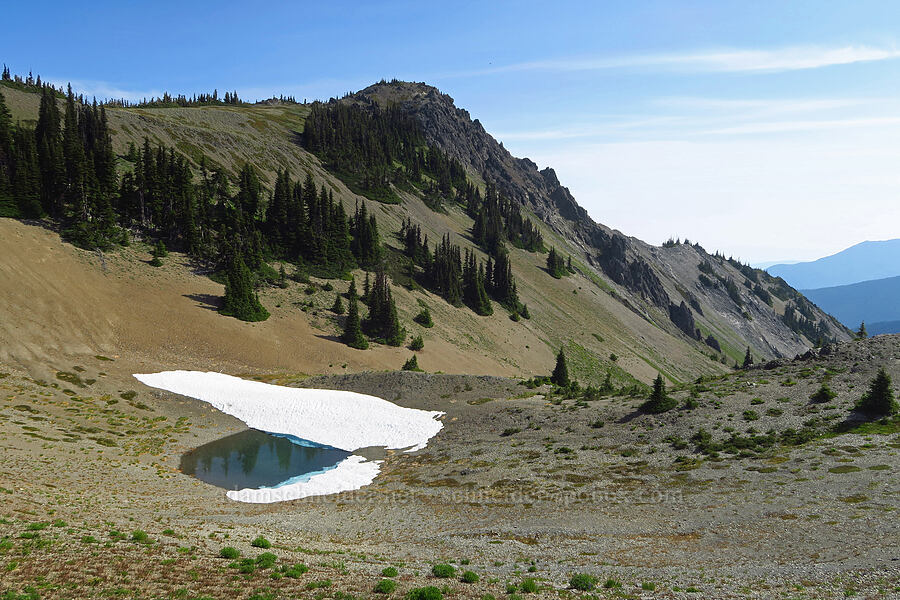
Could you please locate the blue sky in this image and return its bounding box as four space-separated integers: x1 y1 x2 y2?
5 0 900 262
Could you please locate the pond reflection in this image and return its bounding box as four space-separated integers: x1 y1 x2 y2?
180 429 351 490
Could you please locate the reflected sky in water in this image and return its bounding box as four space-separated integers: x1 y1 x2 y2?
180 429 351 490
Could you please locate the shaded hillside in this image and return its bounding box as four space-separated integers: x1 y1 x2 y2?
768 238 900 289
803 275 900 330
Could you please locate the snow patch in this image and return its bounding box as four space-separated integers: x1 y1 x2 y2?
133 370 444 503
226 455 382 504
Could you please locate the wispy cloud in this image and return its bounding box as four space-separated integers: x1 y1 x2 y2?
451 45 900 78
492 95 900 142
702 116 900 136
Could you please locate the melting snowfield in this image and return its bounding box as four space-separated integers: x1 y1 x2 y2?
134 371 444 503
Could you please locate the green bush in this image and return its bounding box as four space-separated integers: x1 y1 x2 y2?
282 563 309 578
409 335 424 351
603 578 621 589
234 558 256 574
569 573 597 591
255 552 277 569
414 308 434 328
461 570 479 583
810 383 837 403
431 563 455 578
406 587 443 600
520 578 538 593
305 579 332 590
374 579 397 594
219 546 240 559
251 536 271 549
382 566 399 578
131 530 149 543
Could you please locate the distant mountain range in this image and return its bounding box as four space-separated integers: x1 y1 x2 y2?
767 239 900 289
767 239 900 335
802 275 900 332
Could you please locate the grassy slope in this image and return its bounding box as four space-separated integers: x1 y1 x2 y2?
2 84 728 383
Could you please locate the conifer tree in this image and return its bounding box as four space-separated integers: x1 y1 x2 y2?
546 246 566 278
640 374 676 413
402 355 422 371
331 293 344 314
855 367 897 416
221 252 269 322
414 305 434 328
0 89 11 203
364 269 405 346
341 278 368 349
857 322 868 339
550 347 570 387
462 249 492 315
742 346 754 369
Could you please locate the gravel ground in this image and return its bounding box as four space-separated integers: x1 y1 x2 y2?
1 336 899 598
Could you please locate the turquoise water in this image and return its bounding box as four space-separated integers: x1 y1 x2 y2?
179 429 351 490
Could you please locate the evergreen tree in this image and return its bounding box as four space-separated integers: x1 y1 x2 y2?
600 371 614 394
402 355 422 371
546 246 567 278
462 249 492 315
350 201 381 268
409 334 424 351
331 293 344 314
363 269 405 346
742 346 754 369
857 321 868 339
640 374 676 413
550 347 570 387
341 278 368 349
855 367 897 416
221 252 269 322
36 86 64 217
414 306 434 328
0 89 11 205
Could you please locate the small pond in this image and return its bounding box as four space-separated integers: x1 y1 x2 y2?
180 429 351 491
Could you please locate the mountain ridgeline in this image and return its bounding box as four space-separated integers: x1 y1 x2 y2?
342 81 850 357
0 72 851 380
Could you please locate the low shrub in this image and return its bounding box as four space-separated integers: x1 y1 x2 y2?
282 563 309 578
811 383 837 403
569 573 597 591
374 579 397 594
255 552 277 569
131 530 149 543
520 578 538 593
251 536 271 549
219 546 240 559
431 563 455 578
461 570 479 583
406 587 443 600
381 566 399 578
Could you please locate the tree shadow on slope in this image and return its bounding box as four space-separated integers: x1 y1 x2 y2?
183 293 222 312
